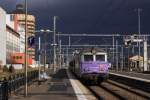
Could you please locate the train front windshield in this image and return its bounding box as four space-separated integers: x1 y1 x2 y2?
96 55 105 61
84 55 93 61
83 53 107 62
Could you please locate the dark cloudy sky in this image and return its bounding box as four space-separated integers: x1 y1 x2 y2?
1 0 150 62
0 0 150 34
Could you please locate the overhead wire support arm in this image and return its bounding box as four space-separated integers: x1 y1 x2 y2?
56 33 121 37
61 44 122 47
56 33 150 37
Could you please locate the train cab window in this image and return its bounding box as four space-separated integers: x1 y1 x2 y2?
84 55 93 61
96 55 105 61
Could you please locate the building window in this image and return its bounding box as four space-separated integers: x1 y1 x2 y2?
16 56 19 59
20 56 22 59
10 15 14 21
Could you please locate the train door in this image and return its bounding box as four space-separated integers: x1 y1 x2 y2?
95 53 107 62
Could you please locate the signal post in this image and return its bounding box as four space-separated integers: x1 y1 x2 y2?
124 35 148 71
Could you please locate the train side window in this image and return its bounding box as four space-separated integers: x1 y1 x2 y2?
96 55 105 61
84 55 93 61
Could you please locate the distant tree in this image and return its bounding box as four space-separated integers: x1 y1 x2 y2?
0 60 3 73
3 65 9 72
9 65 15 73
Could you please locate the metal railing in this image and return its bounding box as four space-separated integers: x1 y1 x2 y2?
0 70 38 100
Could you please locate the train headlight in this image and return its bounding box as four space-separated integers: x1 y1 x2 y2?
99 64 105 71
108 63 111 68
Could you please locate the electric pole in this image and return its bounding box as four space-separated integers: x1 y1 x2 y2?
66 47 69 67
53 16 57 72
121 46 124 71
112 35 115 70
24 0 28 97
59 40 62 69
116 40 118 71
137 8 142 68
38 37 41 84
44 32 46 72
143 37 148 71
69 36 71 47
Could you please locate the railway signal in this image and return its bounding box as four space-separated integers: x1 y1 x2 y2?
124 35 148 71
28 36 35 47
125 39 132 47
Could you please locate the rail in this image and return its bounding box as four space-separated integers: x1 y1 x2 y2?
109 72 150 92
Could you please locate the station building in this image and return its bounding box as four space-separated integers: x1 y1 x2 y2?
6 14 33 66
11 4 36 60
0 7 34 67
0 7 6 65
6 14 25 53
6 25 20 64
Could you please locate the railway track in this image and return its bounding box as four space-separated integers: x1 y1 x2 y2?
86 80 150 100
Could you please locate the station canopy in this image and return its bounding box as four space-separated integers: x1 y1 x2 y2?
129 55 143 62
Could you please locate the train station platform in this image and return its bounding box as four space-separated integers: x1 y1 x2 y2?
10 68 96 100
109 71 150 82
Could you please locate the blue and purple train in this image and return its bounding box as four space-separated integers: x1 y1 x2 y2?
69 47 110 84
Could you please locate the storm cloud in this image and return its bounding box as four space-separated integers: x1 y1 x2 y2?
0 0 150 33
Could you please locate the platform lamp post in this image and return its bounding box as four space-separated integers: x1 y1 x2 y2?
34 29 53 85
38 36 41 85
53 16 57 73
40 29 53 72
138 8 142 57
135 8 142 69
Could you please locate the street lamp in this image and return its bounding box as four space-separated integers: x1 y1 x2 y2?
53 16 57 73
137 8 142 70
40 29 52 33
34 29 53 84
135 8 142 69
39 29 53 72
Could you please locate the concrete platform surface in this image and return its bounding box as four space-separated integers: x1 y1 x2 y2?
9 69 77 100
109 71 150 80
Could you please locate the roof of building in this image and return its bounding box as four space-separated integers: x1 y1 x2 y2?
129 55 143 62
11 4 24 14
6 25 20 37
11 4 32 15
